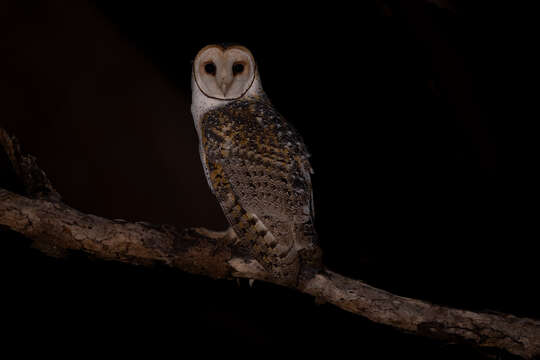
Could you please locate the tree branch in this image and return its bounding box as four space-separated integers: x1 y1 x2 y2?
1 128 538 359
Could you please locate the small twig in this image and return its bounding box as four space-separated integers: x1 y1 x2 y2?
0 128 61 202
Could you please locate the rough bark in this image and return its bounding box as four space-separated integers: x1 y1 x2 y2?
1 128 538 359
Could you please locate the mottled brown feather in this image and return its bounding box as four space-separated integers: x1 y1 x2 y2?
201 96 321 285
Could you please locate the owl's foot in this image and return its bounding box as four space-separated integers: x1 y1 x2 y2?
181 227 237 241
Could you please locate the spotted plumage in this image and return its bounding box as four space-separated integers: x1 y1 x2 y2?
191 45 321 286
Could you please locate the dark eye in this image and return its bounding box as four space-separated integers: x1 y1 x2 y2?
232 63 244 75
204 62 216 75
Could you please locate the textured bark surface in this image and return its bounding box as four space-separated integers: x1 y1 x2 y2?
1 128 538 359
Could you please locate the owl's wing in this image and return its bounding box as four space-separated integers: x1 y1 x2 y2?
201 99 319 283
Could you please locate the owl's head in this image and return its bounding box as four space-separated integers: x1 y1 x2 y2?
192 44 260 100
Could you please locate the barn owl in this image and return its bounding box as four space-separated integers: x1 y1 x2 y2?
191 44 322 286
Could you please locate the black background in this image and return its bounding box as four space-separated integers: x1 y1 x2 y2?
0 1 530 358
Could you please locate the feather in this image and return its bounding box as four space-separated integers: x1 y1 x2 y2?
200 97 319 285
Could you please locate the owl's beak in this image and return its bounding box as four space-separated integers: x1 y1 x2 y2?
220 82 229 96
219 80 232 97
218 73 233 97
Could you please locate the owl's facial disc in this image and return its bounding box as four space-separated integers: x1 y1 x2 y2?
193 45 256 100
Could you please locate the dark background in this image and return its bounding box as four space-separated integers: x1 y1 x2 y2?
0 0 529 358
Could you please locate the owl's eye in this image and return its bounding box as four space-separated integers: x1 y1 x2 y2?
232 63 244 75
204 63 216 75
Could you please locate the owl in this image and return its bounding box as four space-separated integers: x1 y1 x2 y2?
191 44 322 286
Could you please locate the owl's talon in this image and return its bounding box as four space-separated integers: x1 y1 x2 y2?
249 279 255 287
180 227 205 238
182 227 234 240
